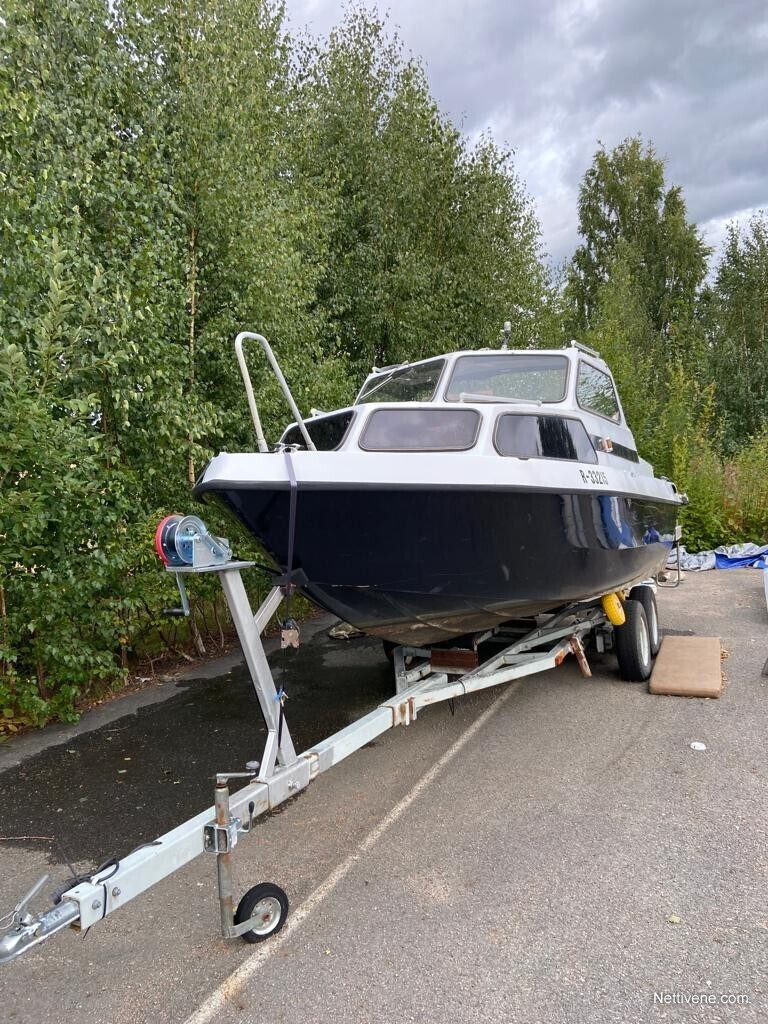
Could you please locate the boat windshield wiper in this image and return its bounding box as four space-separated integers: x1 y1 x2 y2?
459 392 543 407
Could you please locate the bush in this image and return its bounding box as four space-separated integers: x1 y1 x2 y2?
728 428 768 544
639 365 768 551
678 449 730 552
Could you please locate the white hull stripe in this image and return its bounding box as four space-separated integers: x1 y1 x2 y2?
199 452 682 505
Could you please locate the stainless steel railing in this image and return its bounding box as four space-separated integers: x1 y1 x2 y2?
234 331 317 452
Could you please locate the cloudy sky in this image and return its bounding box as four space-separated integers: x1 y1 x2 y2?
285 0 768 266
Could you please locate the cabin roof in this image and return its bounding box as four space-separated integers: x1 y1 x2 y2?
367 342 611 376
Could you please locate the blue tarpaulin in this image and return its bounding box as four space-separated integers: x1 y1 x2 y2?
714 548 768 570
669 543 768 571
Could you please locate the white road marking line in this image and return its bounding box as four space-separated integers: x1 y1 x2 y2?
184 684 519 1024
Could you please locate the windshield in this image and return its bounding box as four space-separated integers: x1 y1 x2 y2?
445 354 569 403
356 359 445 404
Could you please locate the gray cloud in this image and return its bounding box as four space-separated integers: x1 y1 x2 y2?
286 0 768 265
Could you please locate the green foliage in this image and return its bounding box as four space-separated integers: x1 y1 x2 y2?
0 0 189 726
0 0 556 728
568 137 709 353
628 364 726 551
582 242 660 453
569 139 766 552
2 2 766 731
655 422 768 553
701 213 768 450
729 428 768 543
297 9 553 373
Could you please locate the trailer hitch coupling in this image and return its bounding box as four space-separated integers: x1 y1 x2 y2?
0 875 80 965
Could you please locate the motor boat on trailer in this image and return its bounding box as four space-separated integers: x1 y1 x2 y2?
193 333 685 647
0 332 687 967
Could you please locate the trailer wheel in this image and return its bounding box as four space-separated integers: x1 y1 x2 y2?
614 599 652 682
235 882 289 943
629 585 661 656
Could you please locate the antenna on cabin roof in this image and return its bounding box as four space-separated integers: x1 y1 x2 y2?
501 321 512 350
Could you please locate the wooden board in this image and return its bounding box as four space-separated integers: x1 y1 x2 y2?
649 636 723 698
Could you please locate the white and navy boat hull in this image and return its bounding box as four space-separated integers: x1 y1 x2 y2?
195 452 679 645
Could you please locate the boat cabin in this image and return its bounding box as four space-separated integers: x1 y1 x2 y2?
279 342 651 474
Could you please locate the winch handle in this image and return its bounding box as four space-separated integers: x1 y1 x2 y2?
234 332 317 453
163 574 190 617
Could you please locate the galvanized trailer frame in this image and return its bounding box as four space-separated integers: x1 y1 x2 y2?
0 559 611 965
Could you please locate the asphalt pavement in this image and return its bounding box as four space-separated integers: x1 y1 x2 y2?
0 571 766 1024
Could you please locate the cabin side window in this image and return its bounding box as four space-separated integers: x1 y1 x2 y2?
575 362 621 421
360 408 480 451
280 411 355 450
494 414 598 464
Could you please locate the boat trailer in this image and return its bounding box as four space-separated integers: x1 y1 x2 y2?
0 518 646 966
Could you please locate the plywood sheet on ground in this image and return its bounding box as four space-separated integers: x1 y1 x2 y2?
649 635 722 698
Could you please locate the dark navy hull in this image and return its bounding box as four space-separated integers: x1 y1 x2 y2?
199 485 678 645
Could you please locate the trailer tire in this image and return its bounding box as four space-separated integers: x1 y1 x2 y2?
235 882 289 943
629 585 661 656
614 599 652 682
